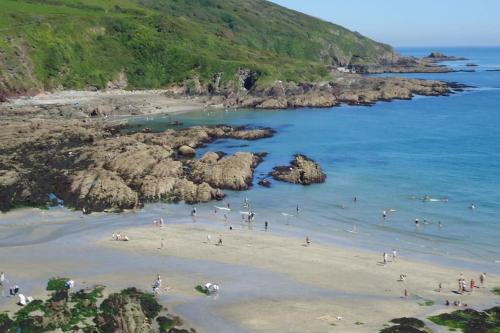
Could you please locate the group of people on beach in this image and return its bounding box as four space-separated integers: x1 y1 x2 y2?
457 272 486 294
112 233 129 241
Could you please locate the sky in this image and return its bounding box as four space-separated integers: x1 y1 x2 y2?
270 0 500 47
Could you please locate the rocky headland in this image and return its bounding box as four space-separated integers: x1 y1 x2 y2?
165 72 458 109
0 119 274 213
270 154 326 185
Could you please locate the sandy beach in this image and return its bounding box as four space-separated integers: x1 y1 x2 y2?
97 221 500 333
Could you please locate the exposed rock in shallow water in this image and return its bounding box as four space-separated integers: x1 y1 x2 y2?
0 121 273 212
271 154 326 185
189 151 265 190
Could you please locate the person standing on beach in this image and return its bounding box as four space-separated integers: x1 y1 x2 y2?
392 249 397 262
383 252 388 265
160 237 164 249
480 272 486 286
0 272 5 286
306 236 311 246
265 221 268 231
470 278 476 292
207 234 212 244
218 234 223 246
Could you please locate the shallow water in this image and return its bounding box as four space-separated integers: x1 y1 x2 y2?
1 48 499 331
126 47 500 272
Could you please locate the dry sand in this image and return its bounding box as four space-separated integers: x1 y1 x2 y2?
99 222 500 332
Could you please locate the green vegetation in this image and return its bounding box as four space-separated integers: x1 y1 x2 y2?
0 0 394 97
157 316 175 332
380 317 432 333
429 307 500 333
195 285 209 295
492 287 500 296
46 277 69 291
1 279 177 333
418 299 435 307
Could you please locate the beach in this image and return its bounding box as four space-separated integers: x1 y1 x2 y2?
99 221 499 332
0 204 498 333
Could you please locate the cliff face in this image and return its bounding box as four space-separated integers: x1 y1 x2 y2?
0 0 396 98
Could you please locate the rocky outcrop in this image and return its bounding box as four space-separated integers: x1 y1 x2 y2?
0 280 195 333
0 120 274 212
425 52 467 61
189 151 265 190
271 154 326 185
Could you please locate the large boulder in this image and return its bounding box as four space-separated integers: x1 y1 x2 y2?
60 168 139 212
189 152 264 190
96 288 160 333
177 145 196 157
271 154 326 185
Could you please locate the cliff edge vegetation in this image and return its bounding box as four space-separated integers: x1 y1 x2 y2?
0 0 395 99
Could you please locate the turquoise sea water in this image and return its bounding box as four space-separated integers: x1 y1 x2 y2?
133 47 500 272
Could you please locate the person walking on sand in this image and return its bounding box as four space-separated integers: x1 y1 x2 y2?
404 289 408 298
392 249 397 262
480 272 486 287
265 221 268 232
383 252 388 265
438 282 442 292
160 237 165 249
306 236 311 246
218 234 223 246
207 234 212 244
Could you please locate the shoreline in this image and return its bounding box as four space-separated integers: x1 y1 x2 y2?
98 221 500 332
1 205 498 332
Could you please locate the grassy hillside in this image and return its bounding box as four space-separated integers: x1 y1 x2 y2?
0 0 395 97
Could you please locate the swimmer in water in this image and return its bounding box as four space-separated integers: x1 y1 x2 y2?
470 203 476 210
296 204 300 215
415 218 420 227
383 210 387 219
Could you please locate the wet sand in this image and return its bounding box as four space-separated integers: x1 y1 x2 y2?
99 221 499 332
0 208 498 333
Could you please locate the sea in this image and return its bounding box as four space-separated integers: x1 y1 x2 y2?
126 47 500 273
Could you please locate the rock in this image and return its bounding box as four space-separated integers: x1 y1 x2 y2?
178 145 196 157
271 154 326 185
97 288 160 333
189 152 264 190
258 178 271 188
60 168 139 212
0 119 272 212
